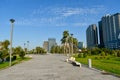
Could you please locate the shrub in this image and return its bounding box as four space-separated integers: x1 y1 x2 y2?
95 56 99 60
78 53 83 58
12 56 17 61
19 51 25 58
117 51 120 57
107 57 110 60
83 53 87 58
6 57 10 61
101 51 105 56
100 56 103 59
103 56 106 59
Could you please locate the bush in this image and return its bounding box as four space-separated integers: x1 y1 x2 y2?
117 51 120 57
78 53 83 58
12 56 17 61
83 53 87 58
19 51 25 58
95 56 99 60
6 57 10 61
101 51 105 56
100 56 103 59
107 57 110 60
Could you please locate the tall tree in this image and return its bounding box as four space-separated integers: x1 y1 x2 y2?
73 38 78 53
61 31 79 55
61 31 69 54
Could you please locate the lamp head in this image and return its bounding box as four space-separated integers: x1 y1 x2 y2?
10 19 15 23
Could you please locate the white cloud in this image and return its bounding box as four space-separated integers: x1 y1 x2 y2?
16 5 107 27
30 5 106 17
60 6 106 17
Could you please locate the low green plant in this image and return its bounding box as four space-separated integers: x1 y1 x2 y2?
78 53 83 58
75 55 120 76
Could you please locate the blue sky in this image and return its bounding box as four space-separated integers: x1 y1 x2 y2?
0 0 120 49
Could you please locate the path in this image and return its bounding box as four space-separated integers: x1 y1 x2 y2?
0 54 119 80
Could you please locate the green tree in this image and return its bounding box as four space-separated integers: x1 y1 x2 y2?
60 46 64 53
14 46 22 56
36 46 41 54
35 46 46 54
1 40 10 50
0 40 10 62
61 30 69 54
0 50 9 62
73 38 78 53
50 46 55 53
19 51 25 58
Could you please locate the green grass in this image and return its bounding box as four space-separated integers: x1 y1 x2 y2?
0 62 9 69
0 57 32 70
75 55 120 76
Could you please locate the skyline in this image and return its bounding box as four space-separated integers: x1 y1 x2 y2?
0 0 120 49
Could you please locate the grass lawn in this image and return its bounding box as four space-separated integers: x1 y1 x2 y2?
75 55 120 76
0 57 32 70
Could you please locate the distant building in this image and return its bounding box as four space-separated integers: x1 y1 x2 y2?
43 41 49 52
99 13 120 49
78 42 84 49
86 24 98 49
48 38 57 52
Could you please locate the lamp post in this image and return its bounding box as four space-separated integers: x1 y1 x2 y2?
71 34 73 56
9 19 15 66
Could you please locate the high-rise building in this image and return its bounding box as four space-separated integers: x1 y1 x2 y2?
43 41 49 52
114 13 120 49
78 42 84 49
48 38 56 52
86 24 98 49
99 13 120 49
98 21 104 48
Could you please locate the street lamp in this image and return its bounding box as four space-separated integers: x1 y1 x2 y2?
71 34 73 56
9 19 15 66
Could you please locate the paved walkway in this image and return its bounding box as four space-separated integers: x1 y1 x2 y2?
0 54 119 80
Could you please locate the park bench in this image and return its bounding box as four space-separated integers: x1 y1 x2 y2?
66 57 81 67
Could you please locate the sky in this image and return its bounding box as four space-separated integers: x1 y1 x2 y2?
0 0 120 49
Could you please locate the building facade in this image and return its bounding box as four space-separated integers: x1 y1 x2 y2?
78 42 84 49
99 13 120 49
86 24 98 49
98 21 104 48
48 38 56 52
43 41 49 52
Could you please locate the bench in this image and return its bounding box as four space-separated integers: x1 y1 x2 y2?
66 57 81 67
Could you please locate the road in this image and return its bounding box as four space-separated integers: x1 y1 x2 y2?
0 54 119 80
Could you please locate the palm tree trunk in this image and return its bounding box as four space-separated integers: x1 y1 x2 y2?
64 43 65 54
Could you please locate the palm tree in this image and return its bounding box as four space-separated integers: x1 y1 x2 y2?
61 31 69 54
36 46 41 54
73 38 78 53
